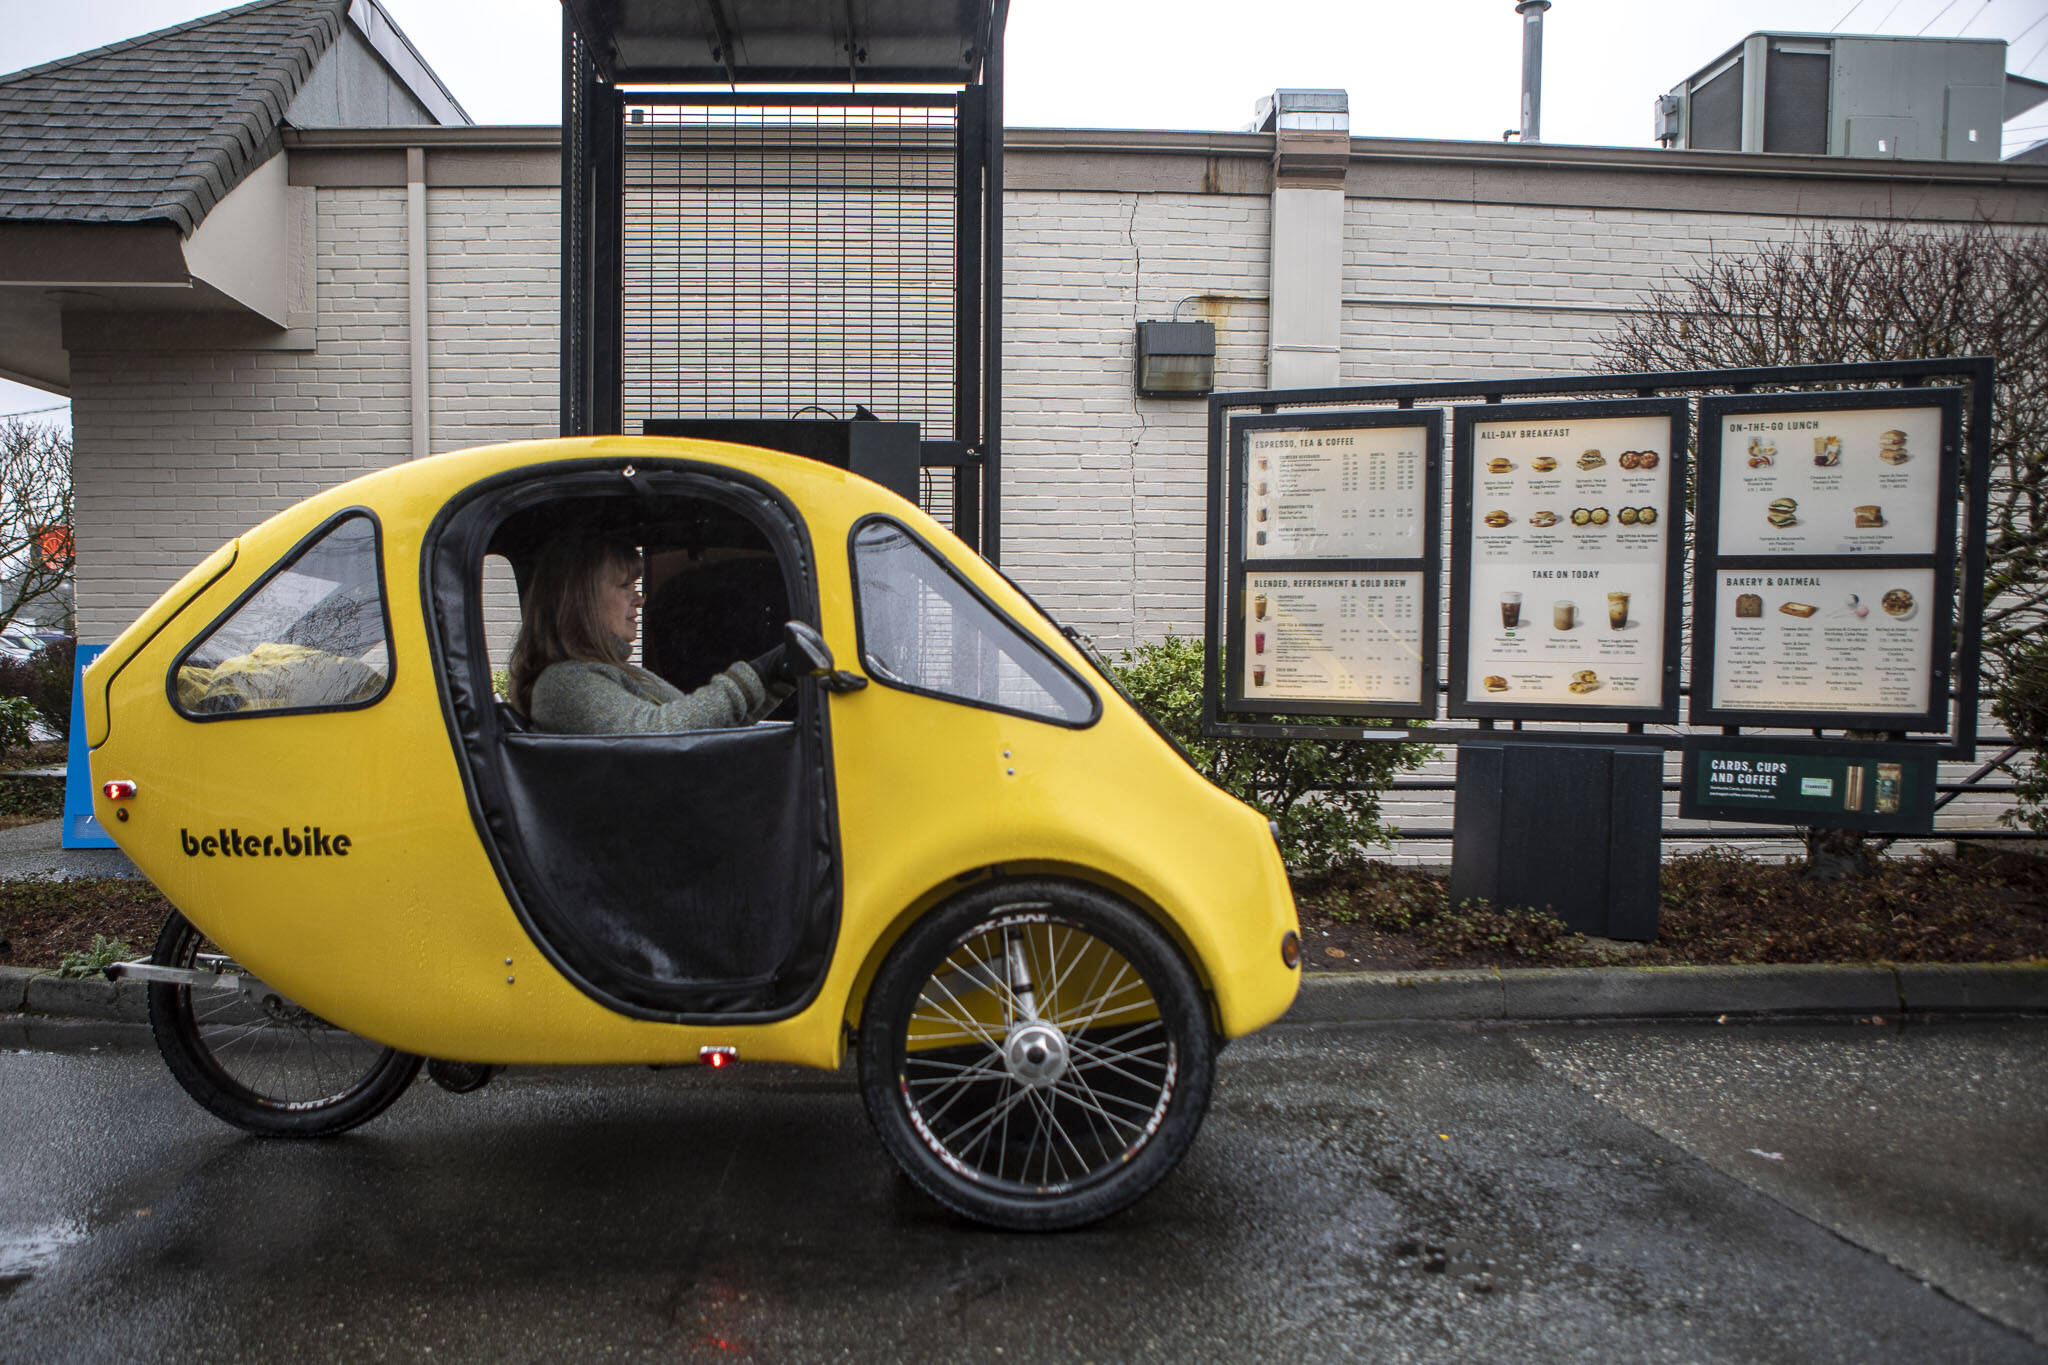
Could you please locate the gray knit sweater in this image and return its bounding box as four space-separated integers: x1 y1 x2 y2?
529 659 784 734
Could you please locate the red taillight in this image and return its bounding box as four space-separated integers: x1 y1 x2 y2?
103 781 137 801
699 1046 737 1069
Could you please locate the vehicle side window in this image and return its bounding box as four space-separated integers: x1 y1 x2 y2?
851 519 1096 726
173 513 392 718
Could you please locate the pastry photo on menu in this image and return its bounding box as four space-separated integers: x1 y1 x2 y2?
1529 509 1560 527
1767 497 1797 528
1746 437 1776 467
1483 675 1509 693
1813 434 1841 467
1568 669 1600 695
1483 508 1513 528
1879 429 1910 465
1577 449 1605 470
1487 457 1514 474
1854 504 1884 528
1882 587 1916 619
1779 601 1818 618
1532 455 1558 473
1735 592 1763 618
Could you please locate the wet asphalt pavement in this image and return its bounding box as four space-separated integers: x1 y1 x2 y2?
1 1016 2042 1363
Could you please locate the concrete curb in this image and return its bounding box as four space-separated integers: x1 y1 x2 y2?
2 961 2044 1029
1284 961 2048 1024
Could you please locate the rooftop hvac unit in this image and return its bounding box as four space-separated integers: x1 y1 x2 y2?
1656 32 2048 162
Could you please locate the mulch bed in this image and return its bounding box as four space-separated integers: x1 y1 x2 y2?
1296 845 2048 972
0 877 173 968
2 838 2045 975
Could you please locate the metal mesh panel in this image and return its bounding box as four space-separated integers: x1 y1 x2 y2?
621 100 958 471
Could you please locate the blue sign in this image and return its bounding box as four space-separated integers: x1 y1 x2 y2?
62 643 115 849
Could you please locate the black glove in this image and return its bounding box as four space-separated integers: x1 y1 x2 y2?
747 642 798 689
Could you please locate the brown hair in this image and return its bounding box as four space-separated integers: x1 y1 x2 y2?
507 532 641 716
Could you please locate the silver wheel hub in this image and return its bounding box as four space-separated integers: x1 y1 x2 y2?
1003 1020 1070 1089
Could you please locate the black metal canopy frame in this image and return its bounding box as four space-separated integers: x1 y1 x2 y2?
560 0 1008 560
1203 358 1996 761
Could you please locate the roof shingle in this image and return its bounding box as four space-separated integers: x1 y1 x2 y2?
0 0 350 233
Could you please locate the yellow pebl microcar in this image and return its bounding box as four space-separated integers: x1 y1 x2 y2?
87 437 1300 1229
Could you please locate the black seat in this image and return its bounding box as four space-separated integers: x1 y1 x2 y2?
495 700 531 733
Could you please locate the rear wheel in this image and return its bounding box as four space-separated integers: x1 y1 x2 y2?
146 910 421 1137
858 880 1215 1230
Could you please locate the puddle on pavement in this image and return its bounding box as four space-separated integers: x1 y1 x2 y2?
0 1219 85 1294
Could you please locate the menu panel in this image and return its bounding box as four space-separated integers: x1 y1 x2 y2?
1458 411 1678 711
1715 404 1943 556
1243 423 1427 561
1239 571 1427 707
1708 567 1937 716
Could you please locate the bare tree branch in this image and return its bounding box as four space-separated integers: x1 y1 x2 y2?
0 419 74 638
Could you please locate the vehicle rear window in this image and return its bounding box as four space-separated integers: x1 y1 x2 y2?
172 512 393 719
850 519 1096 726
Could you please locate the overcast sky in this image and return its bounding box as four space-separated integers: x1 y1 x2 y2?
5 0 2048 419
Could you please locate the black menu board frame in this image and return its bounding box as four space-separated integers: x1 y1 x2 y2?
1220 408 1443 720
1689 387 1964 732
1447 397 1690 725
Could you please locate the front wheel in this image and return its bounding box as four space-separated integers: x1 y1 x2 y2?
858 880 1215 1230
146 910 422 1137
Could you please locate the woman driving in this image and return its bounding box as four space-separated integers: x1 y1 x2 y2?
507 532 795 733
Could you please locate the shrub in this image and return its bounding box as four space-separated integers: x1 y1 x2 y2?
0 695 36 758
0 638 74 738
1995 634 2048 833
1111 634 1435 871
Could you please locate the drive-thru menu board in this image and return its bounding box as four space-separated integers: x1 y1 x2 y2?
1241 421 1427 560
1224 410 1441 718
1691 390 1961 730
1448 399 1688 723
1706 567 1938 715
1237 571 1426 704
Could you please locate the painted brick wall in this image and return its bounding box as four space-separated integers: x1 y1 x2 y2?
426 187 559 452
1001 190 1270 651
71 184 560 642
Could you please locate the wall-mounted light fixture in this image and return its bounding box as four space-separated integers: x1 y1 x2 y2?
1134 319 1216 398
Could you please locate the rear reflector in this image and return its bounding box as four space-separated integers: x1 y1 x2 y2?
1280 931 1301 969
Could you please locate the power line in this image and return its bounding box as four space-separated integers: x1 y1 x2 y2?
2010 10 2048 45
1953 0 1993 37
0 404 67 418
1832 0 1871 31
1916 0 1963 35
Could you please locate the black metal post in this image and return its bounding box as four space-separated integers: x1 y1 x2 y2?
980 0 1008 566
953 87 986 553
